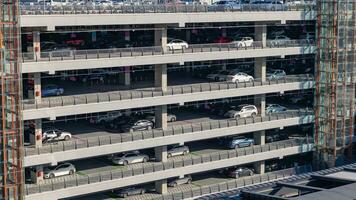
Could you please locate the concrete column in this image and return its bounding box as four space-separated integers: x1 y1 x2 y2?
33 31 41 60
154 25 169 194
29 119 42 148
185 29 191 42
155 145 168 194
34 73 41 101
254 57 266 116
119 66 130 86
253 131 265 174
254 24 267 48
254 57 266 82
155 180 168 194
30 165 44 183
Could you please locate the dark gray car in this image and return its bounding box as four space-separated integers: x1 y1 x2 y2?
115 187 145 198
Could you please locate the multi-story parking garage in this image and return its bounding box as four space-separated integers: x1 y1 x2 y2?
0 1 354 200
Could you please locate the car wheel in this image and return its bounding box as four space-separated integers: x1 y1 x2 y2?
143 157 148 163
69 170 74 175
249 78 253 83
56 91 60 96
234 144 240 149
170 117 176 122
147 126 152 130
167 153 172 158
173 182 177 187
123 160 129 166
49 173 55 179
64 135 70 141
187 179 192 184
234 114 240 119
251 113 256 117
183 151 188 155
141 190 145 195
249 171 253 176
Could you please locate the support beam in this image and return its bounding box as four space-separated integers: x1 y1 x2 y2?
119 66 130 86
29 119 42 148
155 180 168 194
155 146 168 194
155 105 168 130
30 165 44 184
255 23 267 48
33 31 41 60
253 131 265 174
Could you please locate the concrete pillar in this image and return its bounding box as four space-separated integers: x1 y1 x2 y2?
254 24 267 48
155 180 168 194
155 145 168 193
30 119 43 148
30 165 44 183
119 66 130 86
154 25 169 194
253 131 265 174
185 29 191 42
254 57 266 116
254 57 266 82
28 73 41 101
33 31 41 60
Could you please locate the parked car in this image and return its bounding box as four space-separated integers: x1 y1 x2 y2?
146 113 177 123
212 0 242 10
167 39 189 51
44 163 76 179
231 37 254 47
213 36 231 44
266 132 289 143
121 119 154 132
105 116 132 132
42 84 64 97
266 104 287 114
215 70 231 81
111 151 149 165
89 112 122 125
207 70 225 81
80 69 107 83
42 129 72 143
224 104 258 119
266 69 286 80
219 136 254 149
167 145 190 157
226 72 254 83
269 35 291 47
168 175 192 187
227 167 254 179
115 187 145 198
252 1 286 11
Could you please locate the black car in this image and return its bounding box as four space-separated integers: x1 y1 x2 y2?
123 120 154 132
266 133 289 143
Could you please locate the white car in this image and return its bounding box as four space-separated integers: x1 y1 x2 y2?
224 104 258 119
42 129 72 143
226 72 254 83
43 163 76 179
231 37 254 47
167 39 189 51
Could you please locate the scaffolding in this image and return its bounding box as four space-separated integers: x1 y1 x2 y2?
0 0 24 199
315 0 356 168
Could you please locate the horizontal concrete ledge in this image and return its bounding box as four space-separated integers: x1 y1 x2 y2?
24 115 314 166
25 144 314 200
21 46 316 74
20 11 316 29
22 81 314 120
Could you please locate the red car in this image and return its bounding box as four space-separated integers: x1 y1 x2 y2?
213 36 231 44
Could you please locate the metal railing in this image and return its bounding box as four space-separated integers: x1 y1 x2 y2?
24 138 314 195
21 40 315 63
24 110 314 157
22 75 314 111
20 4 316 15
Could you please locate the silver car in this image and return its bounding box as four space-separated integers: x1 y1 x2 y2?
111 152 149 166
43 163 76 179
115 187 145 198
168 175 192 187
146 114 177 123
167 145 190 158
224 104 258 119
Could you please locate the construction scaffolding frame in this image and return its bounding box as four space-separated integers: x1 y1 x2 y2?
315 0 356 168
0 0 24 199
